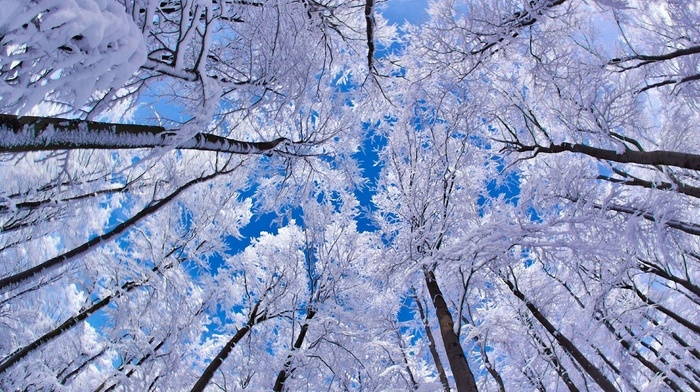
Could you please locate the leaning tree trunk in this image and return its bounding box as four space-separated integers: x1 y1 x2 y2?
0 114 293 154
515 141 700 171
0 280 140 375
273 309 316 391
190 301 266 392
0 167 232 293
503 278 618 392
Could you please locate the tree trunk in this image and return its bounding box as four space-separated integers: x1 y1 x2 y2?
527 324 579 392
599 316 684 391
423 269 478 392
273 309 316 392
516 142 700 171
414 292 451 392
503 278 618 392
0 168 229 293
0 114 291 154
0 280 138 375
190 301 265 392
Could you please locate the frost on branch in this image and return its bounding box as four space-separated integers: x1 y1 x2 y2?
0 0 147 114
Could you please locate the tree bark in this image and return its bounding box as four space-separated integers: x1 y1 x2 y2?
0 280 138 375
627 285 700 336
0 168 228 293
503 278 618 392
414 292 451 392
516 142 700 171
423 269 478 392
0 114 291 154
273 309 316 392
599 316 684 391
527 323 580 392
190 301 264 392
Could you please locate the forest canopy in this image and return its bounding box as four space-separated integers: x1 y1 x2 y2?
1 0 699 391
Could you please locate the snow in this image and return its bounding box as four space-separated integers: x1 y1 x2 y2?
0 0 147 114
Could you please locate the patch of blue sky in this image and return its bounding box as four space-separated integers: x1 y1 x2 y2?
477 155 521 209
353 121 387 233
382 0 430 26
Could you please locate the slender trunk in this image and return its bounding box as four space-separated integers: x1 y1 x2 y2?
0 114 291 154
472 0 568 55
516 142 700 171
57 348 107 386
629 328 700 392
98 338 168 392
0 280 139 375
637 260 700 299
503 278 618 392
423 269 478 392
393 322 419 391
590 202 700 237
273 309 316 392
0 183 133 215
627 285 700 336
190 301 265 392
597 173 700 199
599 316 684 391
414 293 451 392
526 323 579 392
645 316 700 362
0 168 228 293
609 45 700 67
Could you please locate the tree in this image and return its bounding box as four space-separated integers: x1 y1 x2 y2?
3 0 700 391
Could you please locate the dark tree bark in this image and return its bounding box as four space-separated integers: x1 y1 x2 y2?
98 338 168 392
503 278 618 392
586 202 700 237
0 114 295 154
626 285 700 336
190 301 266 392
471 0 568 55
609 45 700 69
525 321 580 392
598 316 684 391
56 348 107 386
414 292 451 392
423 269 478 392
636 260 700 301
0 167 231 293
364 0 375 71
597 171 700 199
273 309 316 392
513 141 700 171
0 281 139 375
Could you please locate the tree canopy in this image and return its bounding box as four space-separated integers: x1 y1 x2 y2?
1 0 699 391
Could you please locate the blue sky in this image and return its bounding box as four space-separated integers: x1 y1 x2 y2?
383 0 430 25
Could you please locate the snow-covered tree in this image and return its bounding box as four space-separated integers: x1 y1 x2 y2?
2 0 699 391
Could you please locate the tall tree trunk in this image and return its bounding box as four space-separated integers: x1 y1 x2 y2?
525 317 580 392
393 322 419 390
503 278 618 392
0 114 292 154
273 309 316 392
414 292 451 392
0 167 231 293
190 301 265 392
98 338 168 392
598 316 684 391
515 141 700 171
626 285 700 336
423 269 478 392
0 280 139 375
